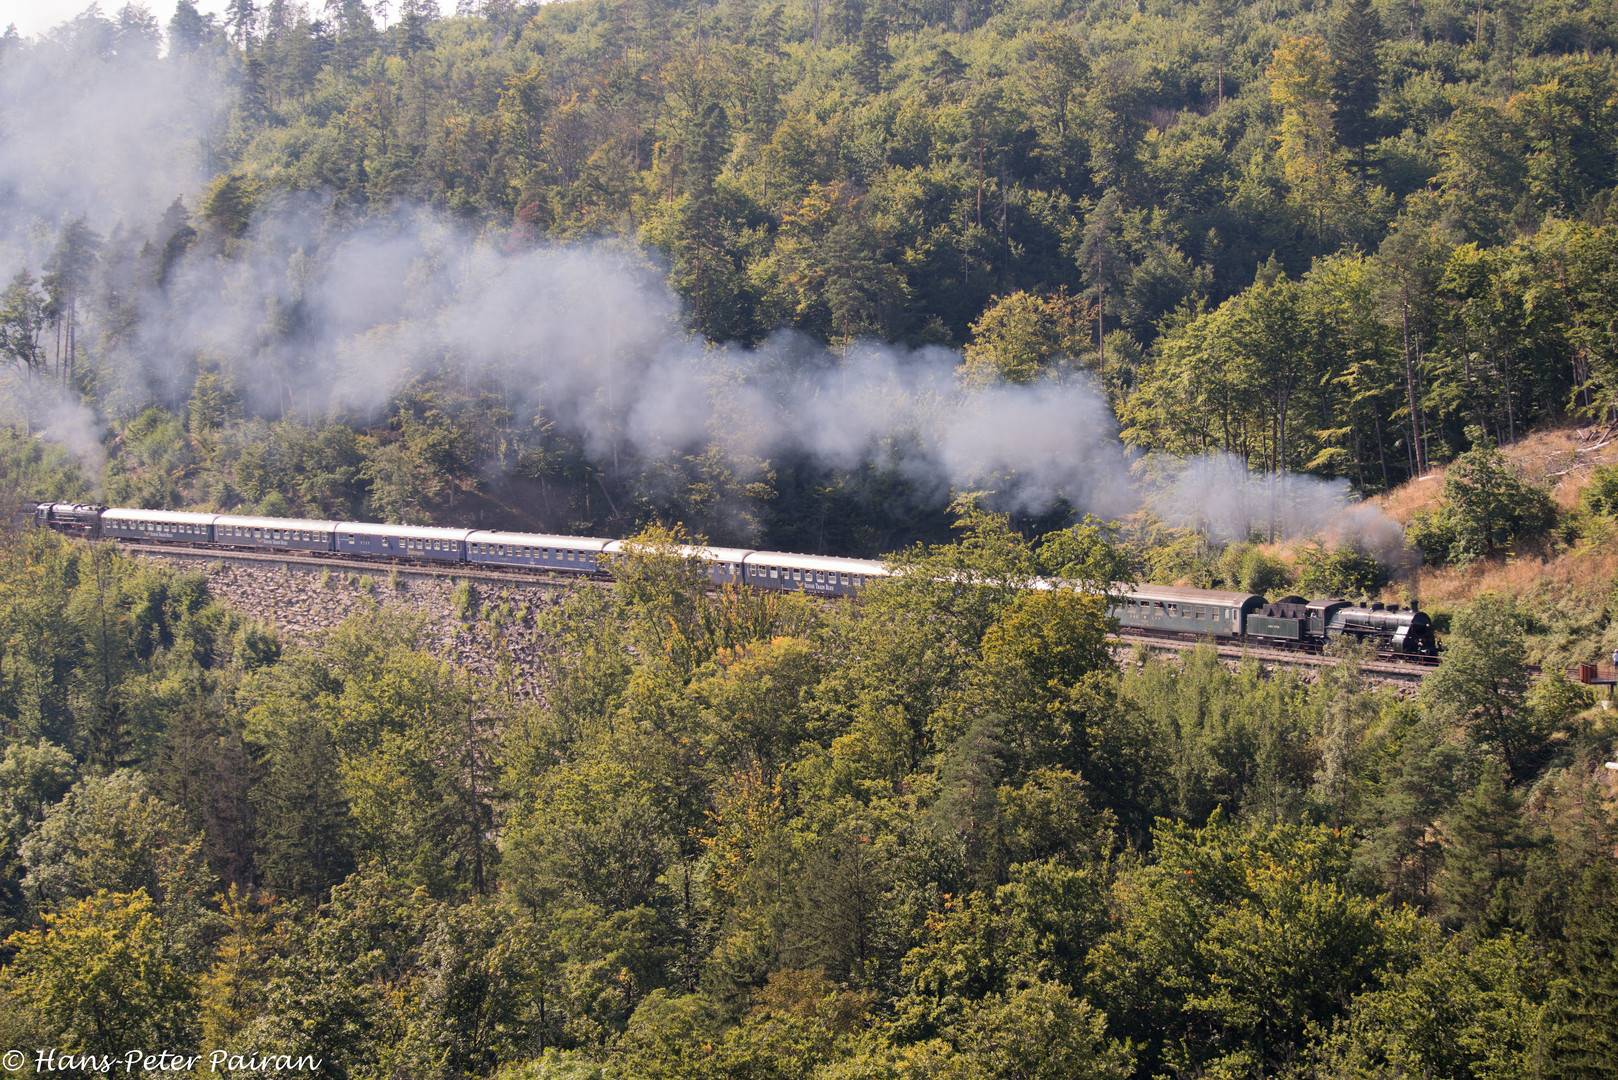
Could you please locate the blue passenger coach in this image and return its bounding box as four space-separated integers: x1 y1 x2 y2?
214 514 338 552
336 522 474 563
466 531 612 573
741 551 888 596
101 508 218 543
600 541 757 588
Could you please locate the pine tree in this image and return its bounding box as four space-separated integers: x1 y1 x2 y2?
1541 860 1618 1079
1439 761 1539 928
41 216 100 388
853 4 891 94
254 713 354 900
673 103 741 341
1078 190 1129 377
1329 0 1382 184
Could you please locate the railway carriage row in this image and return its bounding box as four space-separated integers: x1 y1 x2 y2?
31 503 1440 660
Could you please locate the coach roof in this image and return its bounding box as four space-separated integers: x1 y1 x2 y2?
469 531 613 549
214 514 340 531
102 508 219 526
336 521 475 542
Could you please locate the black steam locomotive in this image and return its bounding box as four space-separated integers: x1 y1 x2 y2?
1113 585 1438 657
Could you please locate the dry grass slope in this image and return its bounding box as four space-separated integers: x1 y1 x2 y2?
1370 422 1618 668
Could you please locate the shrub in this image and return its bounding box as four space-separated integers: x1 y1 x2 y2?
1437 430 1556 564
452 580 477 621
1406 509 1458 566
1296 541 1384 600
1578 464 1618 517
1240 549 1293 596
1216 543 1293 595
1407 430 1557 567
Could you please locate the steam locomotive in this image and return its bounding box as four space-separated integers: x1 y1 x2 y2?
1114 585 1438 658
29 503 1439 658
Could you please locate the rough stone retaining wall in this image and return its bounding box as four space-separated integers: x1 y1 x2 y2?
133 550 1423 700
135 553 570 698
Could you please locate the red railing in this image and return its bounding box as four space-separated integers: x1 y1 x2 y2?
1569 663 1618 684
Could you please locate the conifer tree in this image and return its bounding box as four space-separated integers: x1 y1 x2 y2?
1439 762 1538 927
254 713 354 901
1541 861 1618 1079
854 4 891 94
1329 0 1382 184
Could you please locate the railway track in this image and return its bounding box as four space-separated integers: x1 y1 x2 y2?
126 541 1454 683
1112 629 1438 682
118 541 589 590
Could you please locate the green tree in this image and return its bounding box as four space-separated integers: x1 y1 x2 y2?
1420 597 1543 779
1315 929 1551 1080
1091 814 1417 1077
0 890 197 1053
19 770 209 927
1540 860 1618 1080
1328 0 1382 183
961 290 1091 387
253 707 355 902
200 172 263 243
1440 761 1540 927
1433 429 1555 563
0 269 49 432
853 7 892 95
41 216 100 388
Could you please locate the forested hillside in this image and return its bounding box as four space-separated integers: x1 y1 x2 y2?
2 0 1617 546
0 514 1615 1079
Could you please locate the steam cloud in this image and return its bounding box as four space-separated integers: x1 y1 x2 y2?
149 210 1139 523
0 13 1407 559
0 14 226 255
1142 452 1415 570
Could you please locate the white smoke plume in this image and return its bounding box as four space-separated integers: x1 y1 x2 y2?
138 204 1139 522
1141 450 1412 568
0 10 229 263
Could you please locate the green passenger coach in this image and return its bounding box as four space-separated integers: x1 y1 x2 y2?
1110 586 1266 636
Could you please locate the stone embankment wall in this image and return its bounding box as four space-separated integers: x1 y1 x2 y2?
134 551 1425 697
138 553 569 697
